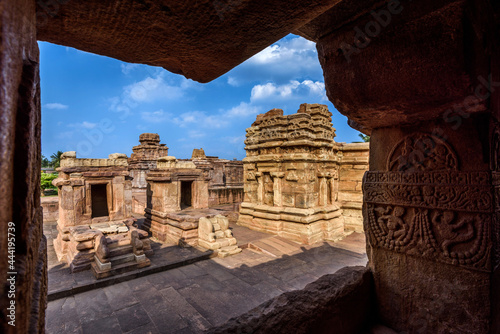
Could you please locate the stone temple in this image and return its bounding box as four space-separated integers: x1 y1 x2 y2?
52 152 153 278
50 134 247 272
3 0 499 333
128 133 169 214
238 103 369 244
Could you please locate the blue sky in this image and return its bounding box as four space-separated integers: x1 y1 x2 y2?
40 34 361 160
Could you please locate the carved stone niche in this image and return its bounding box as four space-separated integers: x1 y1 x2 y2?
365 124 497 333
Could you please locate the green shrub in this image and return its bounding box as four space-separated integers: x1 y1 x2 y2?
41 172 58 194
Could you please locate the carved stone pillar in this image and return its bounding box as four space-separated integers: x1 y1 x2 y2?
328 174 335 205
256 172 264 205
299 0 500 332
317 172 330 206
270 172 285 207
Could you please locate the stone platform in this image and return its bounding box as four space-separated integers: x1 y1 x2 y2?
144 204 240 246
44 220 212 300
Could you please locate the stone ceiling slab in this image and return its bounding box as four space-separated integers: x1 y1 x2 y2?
36 0 340 83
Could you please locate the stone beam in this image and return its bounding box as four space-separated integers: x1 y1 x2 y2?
36 0 341 83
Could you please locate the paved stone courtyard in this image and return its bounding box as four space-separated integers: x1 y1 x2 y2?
45 231 367 333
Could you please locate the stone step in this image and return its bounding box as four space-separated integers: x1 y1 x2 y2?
109 253 135 266
260 236 301 254
218 245 242 258
107 238 131 249
248 236 301 258
109 245 133 258
91 257 151 279
248 240 282 258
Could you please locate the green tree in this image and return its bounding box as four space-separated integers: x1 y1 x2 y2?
50 150 64 168
41 155 50 168
358 134 370 142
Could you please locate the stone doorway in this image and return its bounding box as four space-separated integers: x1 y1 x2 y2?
91 184 109 218
180 181 193 209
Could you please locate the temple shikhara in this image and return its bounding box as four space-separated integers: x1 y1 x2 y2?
238 104 368 244
2 0 499 333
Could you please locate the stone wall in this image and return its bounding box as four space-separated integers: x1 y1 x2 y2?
41 197 59 223
0 1 47 332
337 143 369 232
191 153 244 207
208 188 244 207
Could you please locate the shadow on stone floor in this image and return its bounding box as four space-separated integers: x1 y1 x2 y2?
44 221 213 301
45 230 367 334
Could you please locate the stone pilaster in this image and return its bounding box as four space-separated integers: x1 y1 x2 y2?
270 172 285 207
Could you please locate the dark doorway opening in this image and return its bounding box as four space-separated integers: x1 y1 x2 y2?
180 181 193 209
91 184 109 218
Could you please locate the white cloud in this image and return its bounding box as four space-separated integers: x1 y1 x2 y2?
173 111 226 128
228 135 246 144
141 110 172 123
225 102 260 118
227 76 240 87
250 37 316 65
125 75 184 102
121 63 141 75
225 35 322 85
250 80 326 103
45 103 68 110
173 102 261 130
68 121 97 129
81 121 97 129
56 131 73 139
108 71 202 121
188 130 206 138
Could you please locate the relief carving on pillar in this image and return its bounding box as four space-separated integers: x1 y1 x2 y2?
364 133 492 271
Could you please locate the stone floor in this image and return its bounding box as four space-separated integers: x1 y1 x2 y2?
45 230 367 334
44 222 213 300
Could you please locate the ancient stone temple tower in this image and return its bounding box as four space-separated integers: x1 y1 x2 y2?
238 103 344 244
128 133 169 213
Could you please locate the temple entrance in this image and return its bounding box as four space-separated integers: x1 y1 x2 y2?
91 184 109 218
180 181 193 209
